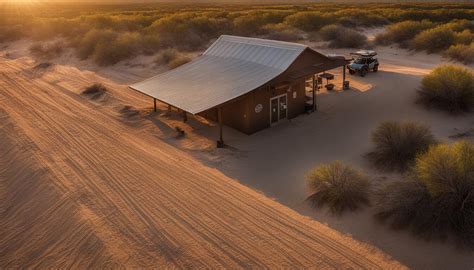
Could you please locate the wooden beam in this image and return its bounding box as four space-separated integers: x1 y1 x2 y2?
312 74 317 112
342 65 346 89
183 110 187 122
217 107 224 148
153 98 157 112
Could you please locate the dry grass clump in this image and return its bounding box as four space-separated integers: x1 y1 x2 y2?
29 41 65 59
167 56 191 69
154 49 190 69
368 121 436 171
376 20 433 47
417 65 474 113
284 11 329 32
82 83 107 96
411 26 455 53
306 161 371 214
445 44 474 64
93 32 140 66
375 141 474 247
319 24 367 48
262 24 302 42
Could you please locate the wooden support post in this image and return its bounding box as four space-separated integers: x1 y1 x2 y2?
153 98 157 112
217 107 224 148
312 74 317 112
183 110 187 122
342 65 347 90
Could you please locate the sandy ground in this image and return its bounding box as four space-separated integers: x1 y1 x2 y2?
1 36 473 269
0 52 404 267
208 46 474 269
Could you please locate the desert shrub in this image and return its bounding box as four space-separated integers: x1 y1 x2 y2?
375 20 433 47
446 44 474 64
375 141 474 246
154 48 190 69
454 30 474 45
233 11 288 36
319 25 367 48
443 19 474 32
335 9 389 28
76 29 118 60
368 121 436 171
306 161 371 214
146 12 229 50
411 26 456 53
167 56 191 69
154 48 178 65
0 25 25 43
262 24 302 41
29 41 65 59
417 65 474 112
82 83 107 95
92 32 140 66
284 11 329 32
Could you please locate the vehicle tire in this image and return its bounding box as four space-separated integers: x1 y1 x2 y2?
373 65 379 72
360 67 368 77
349 69 355 75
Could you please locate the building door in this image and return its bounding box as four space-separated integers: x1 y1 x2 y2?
270 94 288 124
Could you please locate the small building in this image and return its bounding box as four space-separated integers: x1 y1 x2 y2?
130 35 348 146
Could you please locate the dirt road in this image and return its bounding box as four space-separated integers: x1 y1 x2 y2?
0 57 402 268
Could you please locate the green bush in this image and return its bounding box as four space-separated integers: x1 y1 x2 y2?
417 65 474 112
368 121 436 171
375 141 474 246
319 24 367 48
446 44 474 64
306 161 371 214
411 26 456 53
284 11 329 32
376 20 433 46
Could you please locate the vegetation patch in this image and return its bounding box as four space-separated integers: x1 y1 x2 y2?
154 48 190 69
445 44 474 64
33 62 53 69
417 65 474 113
375 141 474 247
376 20 433 47
411 26 455 53
29 41 65 59
368 121 436 171
319 24 367 48
82 83 108 99
306 161 371 214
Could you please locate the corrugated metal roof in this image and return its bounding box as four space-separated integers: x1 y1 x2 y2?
130 35 308 114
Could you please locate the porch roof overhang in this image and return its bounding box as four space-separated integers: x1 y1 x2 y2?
287 57 350 80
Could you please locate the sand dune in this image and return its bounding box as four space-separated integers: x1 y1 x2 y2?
0 56 403 268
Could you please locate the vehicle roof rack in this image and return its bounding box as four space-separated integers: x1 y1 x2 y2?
350 50 377 57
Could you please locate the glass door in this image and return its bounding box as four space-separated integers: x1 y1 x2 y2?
270 94 288 124
270 97 279 124
279 95 287 120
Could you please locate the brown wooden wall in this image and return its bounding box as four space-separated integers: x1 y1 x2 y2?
199 48 330 135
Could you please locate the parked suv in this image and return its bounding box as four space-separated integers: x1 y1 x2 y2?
347 50 379 77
